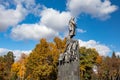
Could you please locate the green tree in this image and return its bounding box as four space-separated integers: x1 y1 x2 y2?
0 56 5 80
0 51 15 80
4 51 15 79
79 47 99 80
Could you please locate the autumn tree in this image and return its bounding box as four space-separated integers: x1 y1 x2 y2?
25 39 54 80
79 47 99 80
0 51 15 80
0 56 4 80
11 53 27 80
96 52 120 80
53 37 66 66
24 37 67 80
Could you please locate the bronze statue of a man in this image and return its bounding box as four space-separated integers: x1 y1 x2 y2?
68 17 76 38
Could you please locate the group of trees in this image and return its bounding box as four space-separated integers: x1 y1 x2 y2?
0 37 120 80
0 51 14 80
94 52 120 80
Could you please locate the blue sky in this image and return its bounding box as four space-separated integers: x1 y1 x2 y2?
0 0 120 59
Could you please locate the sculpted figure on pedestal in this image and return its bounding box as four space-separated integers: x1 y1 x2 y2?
68 17 76 39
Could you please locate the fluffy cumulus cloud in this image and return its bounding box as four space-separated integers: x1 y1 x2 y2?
79 39 111 56
14 0 41 15
11 8 72 40
67 0 118 19
0 4 27 31
14 0 36 8
40 8 72 32
0 48 31 60
11 23 59 40
0 0 41 32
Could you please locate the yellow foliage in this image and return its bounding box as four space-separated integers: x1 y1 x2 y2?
11 62 21 74
11 53 27 79
25 37 66 79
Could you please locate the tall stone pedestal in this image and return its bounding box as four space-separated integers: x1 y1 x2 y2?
58 60 80 80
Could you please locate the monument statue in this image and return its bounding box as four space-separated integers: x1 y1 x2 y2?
58 17 80 80
68 17 76 38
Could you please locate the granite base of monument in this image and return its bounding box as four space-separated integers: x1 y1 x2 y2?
58 60 80 80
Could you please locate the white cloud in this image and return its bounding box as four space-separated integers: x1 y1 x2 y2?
0 48 9 55
0 4 27 31
0 48 31 61
10 8 72 40
14 0 41 15
14 0 35 8
77 28 86 33
13 50 31 61
67 0 118 19
11 23 59 40
79 39 111 56
0 0 41 32
0 0 10 7
116 52 120 56
40 8 72 32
